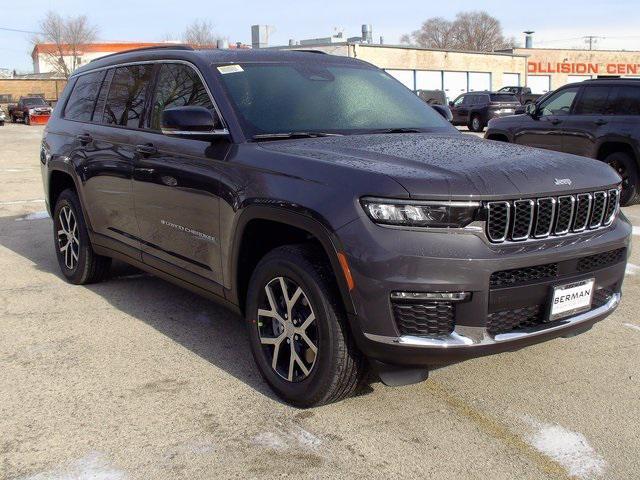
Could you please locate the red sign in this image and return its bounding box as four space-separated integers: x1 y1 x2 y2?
528 62 640 75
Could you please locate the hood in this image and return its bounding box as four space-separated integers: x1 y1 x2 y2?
259 133 621 200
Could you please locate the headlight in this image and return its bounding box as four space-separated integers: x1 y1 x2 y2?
361 197 480 228
28 108 36 115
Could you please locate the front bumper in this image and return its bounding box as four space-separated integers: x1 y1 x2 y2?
338 212 631 367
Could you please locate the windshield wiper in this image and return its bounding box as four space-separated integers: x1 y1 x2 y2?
252 131 343 141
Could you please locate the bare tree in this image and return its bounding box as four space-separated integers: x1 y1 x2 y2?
400 17 457 50
33 12 98 78
183 20 220 48
401 11 515 52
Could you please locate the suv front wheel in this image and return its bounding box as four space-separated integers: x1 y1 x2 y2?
469 114 484 132
245 245 366 407
605 152 639 205
53 189 111 284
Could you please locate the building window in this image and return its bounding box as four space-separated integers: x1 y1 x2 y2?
0 94 12 103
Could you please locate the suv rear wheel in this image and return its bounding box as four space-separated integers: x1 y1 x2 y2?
53 189 111 284
469 114 484 132
245 244 366 407
604 152 639 205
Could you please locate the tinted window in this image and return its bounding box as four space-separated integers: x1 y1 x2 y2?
540 87 579 116
453 95 465 107
461 95 473 105
610 86 640 115
217 63 453 136
102 65 153 128
64 71 105 121
490 94 518 102
574 86 613 115
23 97 47 107
150 63 213 130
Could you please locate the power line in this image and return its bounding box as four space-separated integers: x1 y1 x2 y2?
0 26 42 35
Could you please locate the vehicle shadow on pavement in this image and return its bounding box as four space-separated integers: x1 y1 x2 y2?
0 214 294 403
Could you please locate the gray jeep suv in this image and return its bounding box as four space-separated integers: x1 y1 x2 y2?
41 46 631 406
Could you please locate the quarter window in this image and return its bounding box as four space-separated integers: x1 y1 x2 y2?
610 86 640 115
150 63 213 130
102 65 153 128
574 86 613 115
539 87 579 116
64 71 106 122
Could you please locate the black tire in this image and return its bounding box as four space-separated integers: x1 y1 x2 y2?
468 114 484 132
24 115 30 125
604 152 640 206
52 189 111 284
245 244 366 407
11 115 17 123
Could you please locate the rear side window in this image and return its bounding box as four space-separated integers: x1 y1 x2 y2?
102 65 153 128
150 63 213 130
490 94 518 102
574 86 613 115
610 86 640 115
64 71 105 121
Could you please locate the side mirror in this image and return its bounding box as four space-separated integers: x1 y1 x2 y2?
448 101 454 107
431 104 453 123
161 106 228 139
525 103 538 117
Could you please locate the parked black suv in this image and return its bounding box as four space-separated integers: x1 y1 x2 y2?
486 79 640 205
41 47 631 406
449 91 520 132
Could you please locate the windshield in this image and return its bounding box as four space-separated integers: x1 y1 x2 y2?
215 63 454 137
24 97 47 107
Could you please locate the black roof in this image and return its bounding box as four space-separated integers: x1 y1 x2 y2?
73 47 367 77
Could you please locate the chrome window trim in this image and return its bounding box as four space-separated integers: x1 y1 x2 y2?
511 199 534 241
589 191 607 229
486 201 511 242
533 197 556 238
68 59 229 135
572 193 592 232
554 195 575 235
361 197 481 208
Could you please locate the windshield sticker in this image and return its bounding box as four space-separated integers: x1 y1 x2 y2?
217 65 244 74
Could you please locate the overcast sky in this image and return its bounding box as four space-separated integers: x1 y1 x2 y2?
2 0 640 71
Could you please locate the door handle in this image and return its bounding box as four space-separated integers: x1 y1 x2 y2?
134 167 155 175
135 144 157 156
594 119 608 126
76 133 93 145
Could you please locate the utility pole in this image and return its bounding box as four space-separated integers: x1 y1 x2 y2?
583 36 604 50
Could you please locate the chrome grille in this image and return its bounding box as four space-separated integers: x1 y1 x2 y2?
486 189 621 243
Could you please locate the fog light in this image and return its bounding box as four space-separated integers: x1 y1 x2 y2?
390 291 471 302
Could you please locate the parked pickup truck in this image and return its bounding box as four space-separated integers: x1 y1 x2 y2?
497 86 541 105
8 96 52 125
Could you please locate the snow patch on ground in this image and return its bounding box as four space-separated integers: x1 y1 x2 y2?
252 425 322 452
626 263 640 276
15 211 49 221
524 418 605 479
20 451 126 480
623 323 640 333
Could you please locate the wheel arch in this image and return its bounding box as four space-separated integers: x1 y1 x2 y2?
596 141 638 166
228 206 356 317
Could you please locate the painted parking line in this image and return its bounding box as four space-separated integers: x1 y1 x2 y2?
623 323 640 333
0 199 44 205
15 211 49 221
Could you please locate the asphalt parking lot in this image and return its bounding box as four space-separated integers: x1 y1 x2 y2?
1 122 639 480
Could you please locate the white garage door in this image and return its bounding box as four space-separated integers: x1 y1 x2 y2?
527 75 551 94
468 72 491 92
415 71 442 91
567 75 592 83
443 71 468 102
385 69 415 90
503 73 520 87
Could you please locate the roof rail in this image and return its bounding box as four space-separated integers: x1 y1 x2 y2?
584 77 640 81
90 44 194 62
293 49 328 55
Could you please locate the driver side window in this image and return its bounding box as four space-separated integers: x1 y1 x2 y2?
453 95 465 107
539 87 579 116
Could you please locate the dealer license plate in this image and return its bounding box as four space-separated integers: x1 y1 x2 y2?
549 278 595 321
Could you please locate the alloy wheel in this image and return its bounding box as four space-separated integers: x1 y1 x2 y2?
608 158 629 189
257 276 319 382
57 205 79 270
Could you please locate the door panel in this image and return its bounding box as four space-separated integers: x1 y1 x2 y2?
562 85 613 157
469 72 490 92
443 72 467 103
132 132 230 284
527 75 550 94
